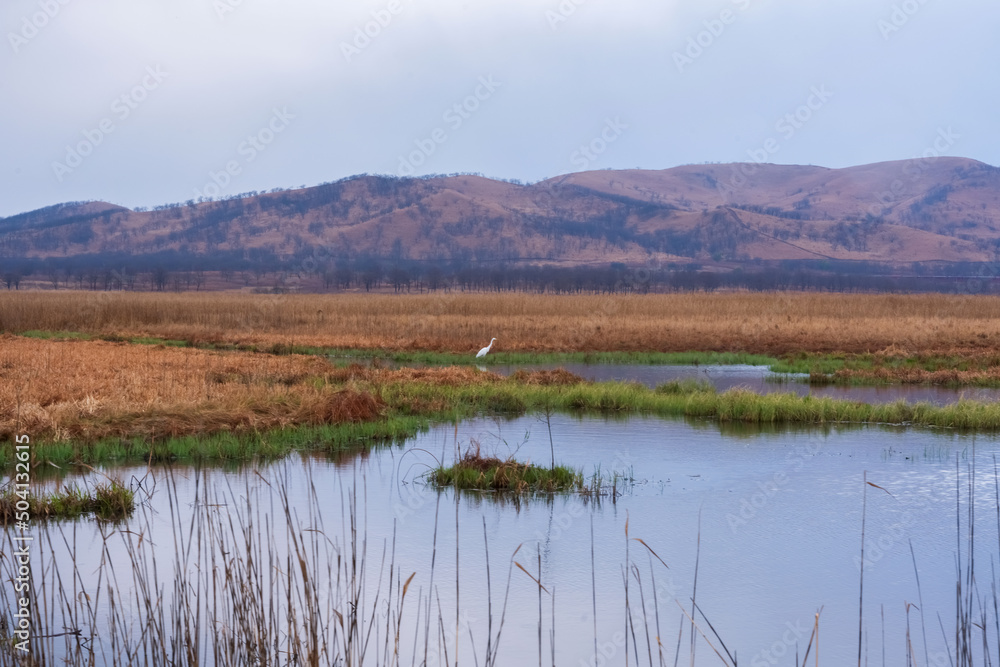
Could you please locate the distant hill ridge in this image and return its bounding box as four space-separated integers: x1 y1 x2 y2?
2 158 999 266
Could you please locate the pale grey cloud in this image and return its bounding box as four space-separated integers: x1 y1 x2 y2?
1 0 996 217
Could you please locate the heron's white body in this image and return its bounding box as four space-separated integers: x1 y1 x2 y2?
476 338 497 358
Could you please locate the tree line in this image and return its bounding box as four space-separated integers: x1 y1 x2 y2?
2 252 1000 295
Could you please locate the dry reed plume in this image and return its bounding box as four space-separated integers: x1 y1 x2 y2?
4 290 1000 355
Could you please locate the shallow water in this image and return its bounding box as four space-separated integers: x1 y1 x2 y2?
488 362 1000 406
10 414 1000 665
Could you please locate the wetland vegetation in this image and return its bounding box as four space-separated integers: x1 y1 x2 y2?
6 290 1000 663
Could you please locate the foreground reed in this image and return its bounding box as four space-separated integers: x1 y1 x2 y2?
2 454 1000 665
0 467 507 666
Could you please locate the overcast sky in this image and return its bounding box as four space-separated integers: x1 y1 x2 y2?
0 0 996 217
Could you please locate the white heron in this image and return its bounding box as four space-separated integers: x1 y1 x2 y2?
476 338 497 358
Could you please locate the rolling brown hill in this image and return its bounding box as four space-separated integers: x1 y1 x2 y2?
2 157 999 267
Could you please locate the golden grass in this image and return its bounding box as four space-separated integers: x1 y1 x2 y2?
0 332 595 444
3 290 1000 356
0 337 387 442
0 335 589 444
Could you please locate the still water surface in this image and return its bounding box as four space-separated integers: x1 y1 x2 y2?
488 362 1000 406
17 414 1000 665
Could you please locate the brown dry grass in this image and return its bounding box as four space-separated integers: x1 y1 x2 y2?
0 336 579 443
3 290 1000 356
326 364 504 386
508 368 588 385
829 366 1000 386
0 336 389 442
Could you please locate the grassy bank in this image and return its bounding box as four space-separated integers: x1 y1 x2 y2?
388 376 1000 430
9 335 1000 468
8 366 1000 468
773 351 1000 387
0 415 430 469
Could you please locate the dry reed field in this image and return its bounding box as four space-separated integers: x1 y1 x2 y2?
0 336 385 442
0 335 558 444
3 290 1000 355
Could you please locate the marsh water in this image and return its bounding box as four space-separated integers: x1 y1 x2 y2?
12 413 1000 666
487 362 1000 406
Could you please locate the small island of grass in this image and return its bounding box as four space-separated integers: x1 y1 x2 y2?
0 480 136 522
430 450 584 493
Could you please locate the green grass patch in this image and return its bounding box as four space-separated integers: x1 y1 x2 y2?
654 378 716 394
386 378 1000 431
0 415 431 469
123 336 189 347
429 450 584 493
19 329 93 341
0 479 135 522
18 330 190 347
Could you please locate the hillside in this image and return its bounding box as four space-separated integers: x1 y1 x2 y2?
2 158 999 267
